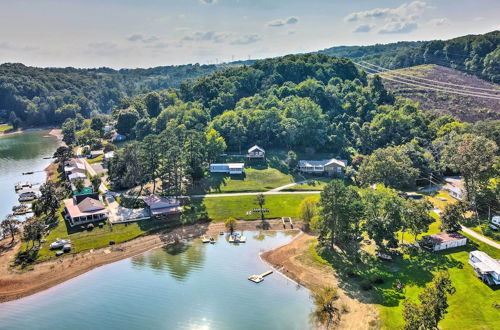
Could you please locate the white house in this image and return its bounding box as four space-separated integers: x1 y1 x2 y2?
421 232 467 251
143 195 182 217
63 194 108 227
298 158 347 176
209 163 245 175
469 250 500 285
247 145 265 159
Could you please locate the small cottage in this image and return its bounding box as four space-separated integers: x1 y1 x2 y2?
469 250 500 285
143 195 182 217
247 145 265 159
209 163 245 175
297 158 347 176
421 232 467 251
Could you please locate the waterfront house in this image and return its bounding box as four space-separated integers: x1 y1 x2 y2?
68 172 87 182
209 163 245 175
469 250 500 285
63 194 108 227
143 195 182 217
420 232 467 251
247 145 265 159
297 158 347 176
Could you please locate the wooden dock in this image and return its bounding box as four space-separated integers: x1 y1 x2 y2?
248 270 273 283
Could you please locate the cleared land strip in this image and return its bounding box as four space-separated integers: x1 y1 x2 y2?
461 225 500 249
190 190 320 198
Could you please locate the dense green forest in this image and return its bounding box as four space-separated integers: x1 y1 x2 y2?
0 63 222 126
84 53 499 217
320 30 500 83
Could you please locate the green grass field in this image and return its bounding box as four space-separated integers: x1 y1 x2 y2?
0 124 13 133
87 154 104 164
37 212 177 261
198 193 319 222
192 167 295 194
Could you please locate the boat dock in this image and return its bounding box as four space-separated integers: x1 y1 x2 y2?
248 270 273 283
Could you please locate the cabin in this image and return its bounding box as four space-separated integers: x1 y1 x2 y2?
63 194 108 227
447 186 464 200
88 150 104 159
143 195 181 217
420 232 467 251
469 250 500 286
247 145 265 159
209 163 245 175
297 158 347 176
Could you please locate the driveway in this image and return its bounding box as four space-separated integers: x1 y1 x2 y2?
461 225 500 249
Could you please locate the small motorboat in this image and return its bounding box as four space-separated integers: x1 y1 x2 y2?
238 236 247 243
201 236 210 243
219 231 224 235
22 172 34 175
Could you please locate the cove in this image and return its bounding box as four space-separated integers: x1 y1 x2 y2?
0 231 313 330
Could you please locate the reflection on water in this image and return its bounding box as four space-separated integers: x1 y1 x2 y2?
131 242 206 281
0 231 313 330
0 131 59 221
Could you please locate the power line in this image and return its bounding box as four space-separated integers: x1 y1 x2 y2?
359 61 500 93
354 62 500 100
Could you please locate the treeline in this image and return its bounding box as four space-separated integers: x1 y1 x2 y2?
320 30 500 83
0 63 222 126
102 53 499 217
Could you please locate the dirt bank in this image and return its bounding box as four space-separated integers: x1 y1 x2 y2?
261 233 378 329
0 219 296 303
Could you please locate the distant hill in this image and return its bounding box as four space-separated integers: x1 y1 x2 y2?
318 31 500 84
377 64 500 122
0 63 225 126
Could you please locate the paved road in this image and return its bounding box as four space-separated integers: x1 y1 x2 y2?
461 225 500 249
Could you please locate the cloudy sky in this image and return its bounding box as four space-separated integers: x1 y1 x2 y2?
0 0 498 68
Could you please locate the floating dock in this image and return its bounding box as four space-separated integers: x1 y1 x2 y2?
248 270 273 283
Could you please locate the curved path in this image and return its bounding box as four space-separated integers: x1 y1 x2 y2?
461 225 500 249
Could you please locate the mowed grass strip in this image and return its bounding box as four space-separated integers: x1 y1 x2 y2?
201 167 294 193
202 193 319 222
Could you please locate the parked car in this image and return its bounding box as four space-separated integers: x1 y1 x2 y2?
50 239 71 250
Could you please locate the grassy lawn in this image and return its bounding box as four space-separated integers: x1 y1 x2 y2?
37 211 178 261
191 167 295 194
192 193 319 222
0 124 13 133
284 178 330 191
87 154 104 164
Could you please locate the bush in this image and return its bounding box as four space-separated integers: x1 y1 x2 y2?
360 280 373 291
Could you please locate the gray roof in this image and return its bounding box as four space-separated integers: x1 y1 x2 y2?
78 197 105 212
470 250 500 274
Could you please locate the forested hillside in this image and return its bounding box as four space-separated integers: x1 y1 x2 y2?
0 63 222 126
319 30 500 83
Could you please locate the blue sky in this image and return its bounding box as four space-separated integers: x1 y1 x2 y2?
0 0 498 68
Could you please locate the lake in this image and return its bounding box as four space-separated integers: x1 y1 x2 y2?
0 130 59 221
0 231 314 330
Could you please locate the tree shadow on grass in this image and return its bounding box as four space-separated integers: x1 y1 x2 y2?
316 241 466 308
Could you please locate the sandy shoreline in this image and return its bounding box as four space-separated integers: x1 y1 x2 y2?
261 233 378 329
0 126 60 138
0 219 297 303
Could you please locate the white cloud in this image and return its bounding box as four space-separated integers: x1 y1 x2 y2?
267 16 299 27
427 18 451 27
353 24 374 33
343 1 429 34
0 42 37 52
127 34 159 43
198 0 218 4
230 34 261 45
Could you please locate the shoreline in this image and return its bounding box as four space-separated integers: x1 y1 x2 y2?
0 219 298 303
261 232 379 329
0 126 60 139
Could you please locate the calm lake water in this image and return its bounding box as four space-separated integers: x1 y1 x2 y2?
0 231 314 330
0 130 59 221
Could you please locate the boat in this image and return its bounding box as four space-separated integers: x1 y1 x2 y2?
201 236 210 243
238 236 247 243
50 239 71 250
12 205 31 215
376 252 393 261
219 231 224 235
248 270 273 283
15 182 32 191
22 172 34 175
228 235 235 243
209 237 215 244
